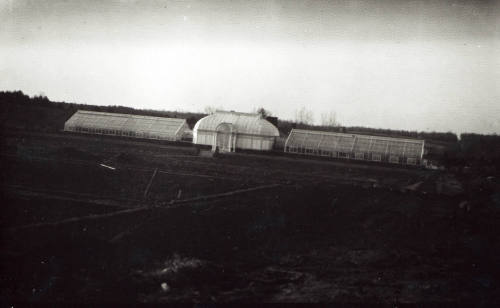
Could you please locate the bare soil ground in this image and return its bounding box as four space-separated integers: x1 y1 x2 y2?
1 132 499 304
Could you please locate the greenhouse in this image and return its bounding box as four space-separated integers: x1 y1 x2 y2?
193 111 280 152
64 110 190 141
284 129 425 165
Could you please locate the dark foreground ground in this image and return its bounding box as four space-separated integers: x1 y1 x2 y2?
1 132 499 304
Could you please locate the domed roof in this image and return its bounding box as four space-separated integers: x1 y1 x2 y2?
194 111 279 137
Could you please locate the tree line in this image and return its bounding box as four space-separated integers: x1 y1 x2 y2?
1 90 499 169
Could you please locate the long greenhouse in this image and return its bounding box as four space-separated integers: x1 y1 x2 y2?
64 110 190 141
284 129 425 165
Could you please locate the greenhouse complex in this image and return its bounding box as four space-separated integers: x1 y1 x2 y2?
284 129 425 165
63 109 425 167
64 110 190 141
193 111 280 152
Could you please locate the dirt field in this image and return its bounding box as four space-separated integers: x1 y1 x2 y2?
1 131 499 303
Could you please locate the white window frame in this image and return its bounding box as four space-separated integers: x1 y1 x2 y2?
372 153 382 162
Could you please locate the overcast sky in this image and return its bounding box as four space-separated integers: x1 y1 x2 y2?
1 0 499 134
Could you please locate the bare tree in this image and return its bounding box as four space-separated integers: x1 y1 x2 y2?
254 107 272 118
204 106 218 114
320 111 339 127
295 106 314 125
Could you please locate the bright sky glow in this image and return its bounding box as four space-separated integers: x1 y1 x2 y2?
1 0 499 134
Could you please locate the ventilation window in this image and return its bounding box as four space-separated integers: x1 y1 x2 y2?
372 154 382 162
339 152 349 158
389 155 399 164
407 157 417 165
